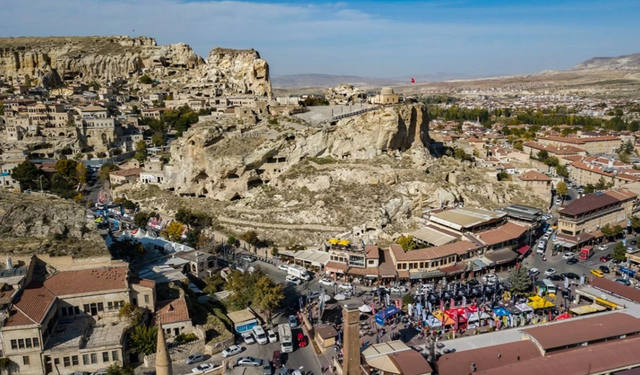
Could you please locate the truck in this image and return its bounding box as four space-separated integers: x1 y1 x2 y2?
287 264 311 281
579 245 594 260
278 323 293 353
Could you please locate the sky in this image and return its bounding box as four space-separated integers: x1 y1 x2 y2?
2 0 640 78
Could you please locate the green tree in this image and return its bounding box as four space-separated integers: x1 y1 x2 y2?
595 177 610 191
402 293 414 306
630 216 640 233
544 156 559 167
128 325 157 355
536 149 549 161
98 162 120 181
151 131 166 147
396 236 418 252
253 274 285 325
497 171 511 181
203 273 226 295
508 266 532 294
134 211 153 229
612 241 627 262
118 302 146 326
584 184 596 194
619 152 631 164
555 164 569 178
109 238 147 262
11 161 45 190
271 247 279 257
227 235 237 247
601 224 615 241
241 230 260 246
139 75 153 84
134 141 148 163
55 159 79 183
556 181 569 198
106 363 134 375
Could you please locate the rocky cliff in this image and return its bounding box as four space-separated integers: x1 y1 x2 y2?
161 103 431 201
0 191 108 257
0 36 272 97
572 52 640 71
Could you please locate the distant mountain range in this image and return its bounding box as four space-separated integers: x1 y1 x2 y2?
572 52 640 71
271 72 476 88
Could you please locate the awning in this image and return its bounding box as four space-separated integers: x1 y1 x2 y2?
469 259 488 271
492 307 511 316
410 270 444 279
328 238 340 245
293 249 330 267
484 249 518 265
338 240 351 246
348 267 376 277
440 263 466 275
570 304 606 315
619 267 636 276
516 245 531 255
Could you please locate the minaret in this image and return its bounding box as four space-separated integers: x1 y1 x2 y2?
155 324 173 375
342 305 361 375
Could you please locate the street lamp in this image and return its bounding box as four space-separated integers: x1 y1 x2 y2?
38 175 44 193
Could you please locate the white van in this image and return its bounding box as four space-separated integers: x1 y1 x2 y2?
252 326 268 345
542 279 556 294
537 240 546 254
287 265 311 281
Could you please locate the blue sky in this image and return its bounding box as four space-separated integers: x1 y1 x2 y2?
1 0 640 77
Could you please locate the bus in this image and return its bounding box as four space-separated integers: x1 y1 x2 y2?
542 279 556 295
278 324 293 353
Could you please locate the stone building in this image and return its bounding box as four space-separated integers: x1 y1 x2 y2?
370 87 399 105
516 170 552 203
538 135 622 155
0 266 156 375
154 297 192 340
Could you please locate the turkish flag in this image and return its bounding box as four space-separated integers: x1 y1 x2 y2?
411 78 415 83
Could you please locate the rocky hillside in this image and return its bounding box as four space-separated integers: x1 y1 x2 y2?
0 191 108 257
119 103 545 246
572 52 640 71
0 36 272 97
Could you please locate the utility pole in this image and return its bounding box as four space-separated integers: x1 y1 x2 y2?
39 175 44 193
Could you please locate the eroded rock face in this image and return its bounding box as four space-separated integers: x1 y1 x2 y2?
162 103 431 200
325 84 366 105
0 191 108 257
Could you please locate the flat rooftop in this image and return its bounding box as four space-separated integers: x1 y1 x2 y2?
430 208 506 230
45 317 90 350
85 321 126 349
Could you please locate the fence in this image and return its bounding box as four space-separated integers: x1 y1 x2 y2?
143 336 205 367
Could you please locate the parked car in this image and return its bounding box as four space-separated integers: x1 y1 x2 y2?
529 268 540 277
616 279 631 286
308 291 321 300
268 330 278 343
548 274 563 281
390 285 407 293
543 233 551 241
278 264 290 271
186 354 205 365
90 370 108 375
561 272 580 280
628 246 636 253
285 275 301 285
482 274 498 284
263 362 273 375
272 350 281 368
338 283 353 290
600 255 612 262
590 269 604 278
297 332 307 348
373 285 390 293
236 357 263 367
632 239 638 246
288 315 298 328
599 265 610 274
241 332 256 345
544 268 556 276
562 252 574 260
319 278 335 286
222 345 242 358
598 244 608 251
566 258 579 265
241 255 255 263
192 363 215 374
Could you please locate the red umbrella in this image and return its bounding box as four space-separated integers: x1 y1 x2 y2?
555 312 571 321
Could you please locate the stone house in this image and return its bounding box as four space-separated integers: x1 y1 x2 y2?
109 168 142 185
516 170 552 202
154 297 192 340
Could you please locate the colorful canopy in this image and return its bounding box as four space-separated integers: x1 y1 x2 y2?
432 310 455 326
338 240 351 246
527 296 555 310
328 238 340 245
492 307 511 317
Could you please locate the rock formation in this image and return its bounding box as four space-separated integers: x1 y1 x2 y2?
161 103 431 200
325 84 366 104
0 190 108 257
0 36 272 97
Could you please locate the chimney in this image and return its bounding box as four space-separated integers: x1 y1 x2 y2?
6 257 12 269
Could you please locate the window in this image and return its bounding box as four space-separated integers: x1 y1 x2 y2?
75 306 80 315
62 308 68 316
83 355 89 365
112 351 119 361
102 352 109 362
63 357 70 367
25 338 32 348
90 353 97 364
144 295 149 303
84 304 90 313
10 340 17 350
108 301 113 310
33 338 39 347
22 356 29 365
98 303 104 312
54 358 60 365
18 339 25 349
72 356 79 366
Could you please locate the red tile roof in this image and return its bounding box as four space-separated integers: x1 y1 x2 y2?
154 298 190 325
590 277 640 303
522 312 640 351
477 222 528 246
130 277 156 289
5 282 56 327
43 266 129 296
560 192 620 216
391 242 477 262
365 245 380 259
437 340 541 375
390 349 433 375
517 170 551 182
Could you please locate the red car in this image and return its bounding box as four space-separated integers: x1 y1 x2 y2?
600 255 612 262
297 332 307 348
